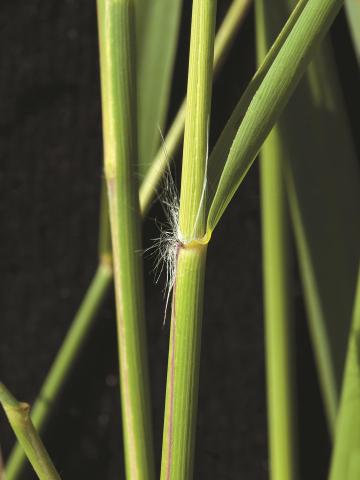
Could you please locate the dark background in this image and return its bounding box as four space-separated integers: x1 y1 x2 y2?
0 1 359 479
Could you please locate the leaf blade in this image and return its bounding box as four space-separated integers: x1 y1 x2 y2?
206 0 343 233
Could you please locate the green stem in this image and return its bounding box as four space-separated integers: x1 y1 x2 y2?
160 0 216 478
178 0 216 239
5 263 112 479
5 3 250 477
260 148 297 480
0 384 60 480
160 245 208 480
140 0 251 216
97 0 155 478
256 2 297 479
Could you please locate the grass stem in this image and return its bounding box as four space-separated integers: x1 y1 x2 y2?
256 2 298 479
97 0 155 477
4 263 112 479
160 0 216 478
4 2 250 477
0 384 61 480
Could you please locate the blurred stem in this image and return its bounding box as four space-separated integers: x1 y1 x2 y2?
0 384 61 480
5 1 250 477
329 267 360 480
97 0 155 478
256 2 297 479
259 142 297 480
345 0 360 65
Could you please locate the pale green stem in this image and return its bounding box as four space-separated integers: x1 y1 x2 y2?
97 0 155 478
260 143 297 480
329 267 360 480
160 245 208 480
256 2 297 479
178 0 216 238
0 384 61 480
160 0 216 479
4 3 250 477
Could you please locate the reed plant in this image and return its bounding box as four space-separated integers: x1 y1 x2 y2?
1 0 359 479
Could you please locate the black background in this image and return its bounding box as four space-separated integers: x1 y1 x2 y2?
0 1 359 479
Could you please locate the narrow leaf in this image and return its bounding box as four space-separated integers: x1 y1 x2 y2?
206 0 343 233
254 0 360 437
206 0 306 211
283 39 360 433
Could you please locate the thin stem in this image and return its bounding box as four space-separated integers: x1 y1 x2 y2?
4 3 250 477
97 0 155 478
256 3 298 480
0 384 61 480
178 0 216 239
140 0 251 217
160 0 217 478
5 263 112 480
161 245 207 480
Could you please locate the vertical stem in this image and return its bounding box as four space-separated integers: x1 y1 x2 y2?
140 0 252 216
161 245 207 480
0 384 61 480
259 135 297 480
178 0 217 240
256 1 297 479
161 1 216 479
97 0 154 479
4 3 249 477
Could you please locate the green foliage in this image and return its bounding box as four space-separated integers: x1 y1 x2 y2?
206 0 343 232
